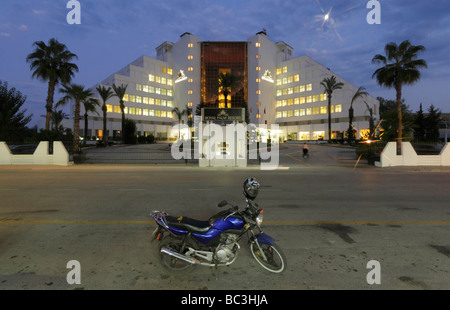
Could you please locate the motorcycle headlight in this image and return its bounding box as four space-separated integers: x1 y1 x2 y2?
256 210 264 227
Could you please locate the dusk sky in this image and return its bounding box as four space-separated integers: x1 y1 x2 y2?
1 0 449 127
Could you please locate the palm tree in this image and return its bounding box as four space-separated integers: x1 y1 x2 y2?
82 97 100 142
50 109 69 133
348 86 369 143
96 85 114 142
56 84 94 154
372 40 427 154
172 107 186 140
26 38 78 130
218 72 240 108
320 75 344 141
112 84 128 142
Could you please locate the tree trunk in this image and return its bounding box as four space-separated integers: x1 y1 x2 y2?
102 103 107 141
84 112 88 142
73 99 80 154
328 94 332 141
45 80 56 131
396 84 403 155
120 100 125 142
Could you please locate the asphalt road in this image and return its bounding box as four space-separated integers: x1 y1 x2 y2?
0 145 449 290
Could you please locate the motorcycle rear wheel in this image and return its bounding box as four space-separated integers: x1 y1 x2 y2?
250 242 287 273
157 236 196 274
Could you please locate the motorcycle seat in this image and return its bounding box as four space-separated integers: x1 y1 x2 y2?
165 215 211 234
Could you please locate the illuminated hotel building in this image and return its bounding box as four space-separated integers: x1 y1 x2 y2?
79 31 378 141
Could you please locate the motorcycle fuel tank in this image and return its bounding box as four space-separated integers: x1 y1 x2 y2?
211 216 245 231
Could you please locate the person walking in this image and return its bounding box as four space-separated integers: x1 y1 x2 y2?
302 142 309 158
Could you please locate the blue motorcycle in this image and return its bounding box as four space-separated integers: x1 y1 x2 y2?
150 178 286 273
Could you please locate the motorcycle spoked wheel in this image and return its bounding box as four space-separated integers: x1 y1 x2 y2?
158 235 196 274
250 242 287 273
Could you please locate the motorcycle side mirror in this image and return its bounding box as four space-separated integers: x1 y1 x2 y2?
218 200 229 208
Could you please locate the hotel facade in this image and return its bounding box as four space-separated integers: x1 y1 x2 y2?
75 31 378 142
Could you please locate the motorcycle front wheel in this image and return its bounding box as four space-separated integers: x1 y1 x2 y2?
157 235 196 274
250 242 287 273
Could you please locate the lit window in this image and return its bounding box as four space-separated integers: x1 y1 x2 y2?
136 96 142 103
306 108 312 115
288 99 293 106
276 101 281 107
256 78 261 83
306 84 312 91
143 109 149 116
255 42 261 47
167 68 173 75
188 90 193 94
129 107 136 115
188 55 193 60
282 111 287 118
148 86 154 93
114 106 121 113
123 94 129 101
277 90 282 97
143 97 148 104
335 104 342 113
143 85 149 93
188 67 194 71
300 109 305 116
294 74 300 82
283 66 287 73
277 79 282 86
167 79 173 86
313 107 319 115
188 78 193 83
167 101 173 107
276 68 282 75
155 110 161 117
155 88 161 94
167 111 172 118
256 55 261 59
300 85 305 92
129 95 136 103
282 100 287 107
320 94 327 101
313 95 319 102
294 98 299 105
288 76 293 84
156 76 161 83
161 89 167 96
256 90 261 94
106 104 113 113
294 109 299 117
256 66 261 71
136 84 142 91
283 78 287 84
149 109 154 116
288 110 293 117
136 108 142 115
149 98 154 105
167 89 173 96
256 114 261 119
188 102 193 107
276 111 281 118
149 74 155 82
161 77 166 84
320 106 327 114
188 43 193 48
155 99 160 106
306 96 312 103
161 67 167 73
283 89 288 96
288 88 293 95
300 97 305 104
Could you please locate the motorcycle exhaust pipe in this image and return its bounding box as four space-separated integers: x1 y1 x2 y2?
160 247 199 265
